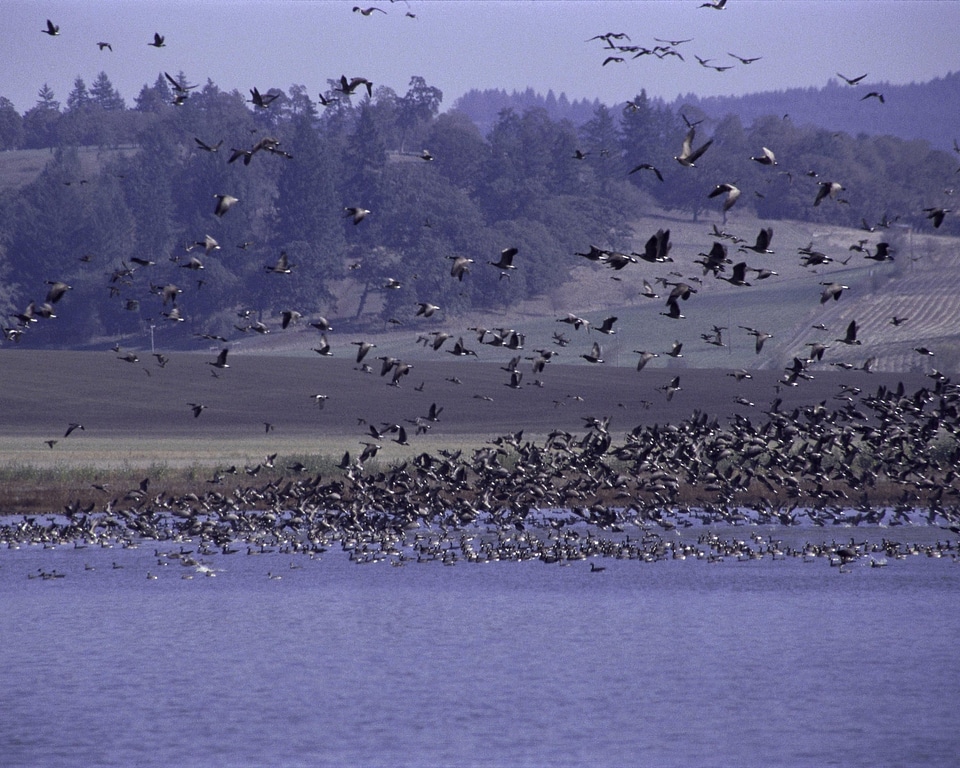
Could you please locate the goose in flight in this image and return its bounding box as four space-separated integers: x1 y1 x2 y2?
739 227 774 254
924 207 949 228
345 206 370 224
708 183 740 221
264 252 293 274
45 281 72 304
628 163 664 181
814 181 844 206
595 316 618 335
42 19 60 36
194 138 223 153
719 261 751 286
659 376 681 401
188 403 206 418
208 349 230 369
148 32 165 48
836 320 862 345
581 341 604 364
740 326 772 354
353 5 386 14
674 127 713 167
336 75 374 97
249 87 279 108
634 350 659 371
820 282 848 303
837 72 868 85
751 146 777 165
449 256 474 281
637 228 673 262
352 340 376 363
312 334 333 356
214 194 239 217
489 247 518 271
557 313 590 331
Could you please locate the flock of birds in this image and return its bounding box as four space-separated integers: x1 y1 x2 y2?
5 369 960 572
5 9 960 571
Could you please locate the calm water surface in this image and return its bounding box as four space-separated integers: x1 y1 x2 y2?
2 534 958 768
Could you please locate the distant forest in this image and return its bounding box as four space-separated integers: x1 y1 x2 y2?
0 70 957 348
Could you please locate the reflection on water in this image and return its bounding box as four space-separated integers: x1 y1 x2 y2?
1 533 958 768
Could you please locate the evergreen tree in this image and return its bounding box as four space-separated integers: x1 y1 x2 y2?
0 97 24 150
66 77 91 113
22 84 60 147
90 72 126 111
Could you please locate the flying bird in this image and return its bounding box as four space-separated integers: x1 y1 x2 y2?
740 228 774 254
628 163 664 181
489 247 518 271
924 207 950 228
449 256 474 281
148 33 165 48
837 72 868 85
42 19 60 36
751 146 777 165
265 252 293 274
249 87 279 108
836 320 862 345
708 183 741 221
581 341 604 364
344 206 371 224
208 349 230 369
814 181 844 206
213 194 239 217
674 127 713 167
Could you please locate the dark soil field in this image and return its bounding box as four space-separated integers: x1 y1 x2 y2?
0 348 929 439
0 348 939 515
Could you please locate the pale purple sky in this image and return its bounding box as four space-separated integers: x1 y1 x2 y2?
2 1 958 114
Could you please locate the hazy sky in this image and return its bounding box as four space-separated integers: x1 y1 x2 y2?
2 1 958 114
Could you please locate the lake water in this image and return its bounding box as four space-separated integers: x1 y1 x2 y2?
2 532 958 768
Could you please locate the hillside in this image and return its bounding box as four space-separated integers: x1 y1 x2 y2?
224 208 960 375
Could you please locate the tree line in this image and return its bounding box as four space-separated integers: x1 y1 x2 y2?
0 72 956 348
